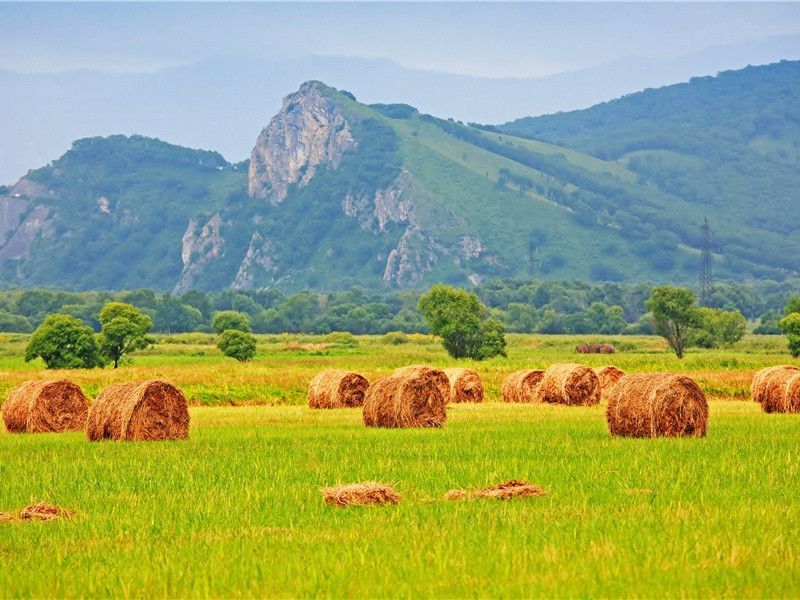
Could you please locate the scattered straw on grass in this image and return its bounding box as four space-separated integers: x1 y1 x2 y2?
321 482 401 507
501 370 545 403
2 379 88 434
442 368 484 403
537 364 600 406
19 502 74 521
0 512 14 522
307 369 369 409
446 480 546 501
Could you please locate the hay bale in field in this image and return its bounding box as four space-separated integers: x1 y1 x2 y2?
537 363 600 406
2 380 88 434
501 370 545 403
785 373 800 413
599 343 616 354
750 365 800 413
321 482 401 507
86 380 190 442
307 369 369 409
594 366 626 397
575 344 589 354
442 368 484 403
362 369 447 428
393 365 450 402
606 373 708 438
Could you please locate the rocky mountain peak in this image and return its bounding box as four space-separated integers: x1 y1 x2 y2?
248 81 357 202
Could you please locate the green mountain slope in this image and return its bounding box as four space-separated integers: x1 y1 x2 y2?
0 63 798 293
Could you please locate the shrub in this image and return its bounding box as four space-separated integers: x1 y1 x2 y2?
217 329 257 362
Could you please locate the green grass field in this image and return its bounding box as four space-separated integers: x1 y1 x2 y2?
1 334 799 598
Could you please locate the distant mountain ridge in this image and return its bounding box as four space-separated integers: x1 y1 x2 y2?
0 61 798 292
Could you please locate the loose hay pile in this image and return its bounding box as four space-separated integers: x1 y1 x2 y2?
751 365 800 413
307 370 369 409
537 364 600 406
606 373 708 438
446 480 546 501
321 482 401 507
363 367 447 428
0 503 74 523
502 370 545 403
86 380 190 442
2 379 88 434
594 366 626 397
393 365 450 402
442 368 484 403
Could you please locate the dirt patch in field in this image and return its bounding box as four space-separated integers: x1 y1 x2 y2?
321 482 401 507
446 480 546 501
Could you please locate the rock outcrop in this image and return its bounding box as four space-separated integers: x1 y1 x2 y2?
173 213 225 294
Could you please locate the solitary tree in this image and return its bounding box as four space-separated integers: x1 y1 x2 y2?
417 284 506 360
217 329 257 362
779 296 800 357
98 302 154 368
645 286 702 359
25 314 104 369
211 311 251 334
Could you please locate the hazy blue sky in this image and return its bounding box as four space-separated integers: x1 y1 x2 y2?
3 2 800 78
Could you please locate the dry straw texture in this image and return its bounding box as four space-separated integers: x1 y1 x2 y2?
442 368 484 403
750 365 800 413
321 482 401 507
2 380 88 434
537 364 601 406
86 380 190 442
446 480 546 501
594 366 626 398
606 373 708 438
363 367 447 428
307 369 369 409
394 365 450 402
501 370 545 403
19 502 74 521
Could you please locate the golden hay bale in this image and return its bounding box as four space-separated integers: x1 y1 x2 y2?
442 368 484 403
785 373 800 413
537 363 600 406
86 380 190 442
501 370 545 403
750 365 800 413
594 366 626 397
362 369 447 428
321 482 401 507
606 373 708 438
307 369 369 409
1 380 88 434
393 365 450 402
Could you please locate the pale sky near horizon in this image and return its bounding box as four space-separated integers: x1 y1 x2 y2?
3 2 800 78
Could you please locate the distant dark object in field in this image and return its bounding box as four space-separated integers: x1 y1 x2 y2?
501 370 545 403
1 380 88 434
537 364 601 406
606 373 708 438
576 343 616 354
446 480 546 501
86 380 190 442
393 365 450 402
363 367 447 428
751 365 800 413
307 370 369 409
19 502 75 521
321 482 401 507
594 366 626 399
442 368 484 403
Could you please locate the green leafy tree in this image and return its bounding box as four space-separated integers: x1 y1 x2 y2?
217 329 257 362
98 302 154 368
211 311 251 334
645 286 702 359
25 314 104 369
417 284 506 360
779 296 800 357
695 307 747 348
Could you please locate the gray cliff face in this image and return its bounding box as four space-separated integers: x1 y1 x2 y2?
173 213 225 294
248 81 357 203
232 233 279 289
0 180 56 278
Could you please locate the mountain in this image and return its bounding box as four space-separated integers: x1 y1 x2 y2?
1 61 799 293
2 33 799 186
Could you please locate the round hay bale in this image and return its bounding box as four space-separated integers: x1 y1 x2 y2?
307 369 369 409
606 373 708 438
785 372 800 413
393 365 450 402
751 365 800 413
86 380 190 442
537 363 600 406
442 368 484 403
599 344 616 354
575 344 588 354
2 380 88 434
362 370 447 428
501 370 545 403
594 366 626 397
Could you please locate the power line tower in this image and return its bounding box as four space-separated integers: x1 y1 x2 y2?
699 217 713 306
